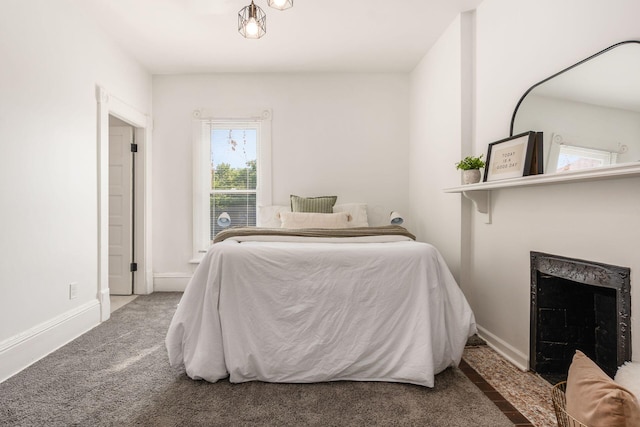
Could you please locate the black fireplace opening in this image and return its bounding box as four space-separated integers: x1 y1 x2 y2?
530 252 631 384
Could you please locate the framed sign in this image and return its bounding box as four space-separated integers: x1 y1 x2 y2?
484 131 541 182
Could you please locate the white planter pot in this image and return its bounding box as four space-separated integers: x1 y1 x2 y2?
462 169 481 184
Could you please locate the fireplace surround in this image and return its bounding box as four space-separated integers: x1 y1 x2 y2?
530 252 631 382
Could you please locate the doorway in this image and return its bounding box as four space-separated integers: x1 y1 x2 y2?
109 116 135 295
96 85 151 321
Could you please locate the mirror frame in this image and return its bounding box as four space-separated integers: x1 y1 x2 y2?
509 40 640 136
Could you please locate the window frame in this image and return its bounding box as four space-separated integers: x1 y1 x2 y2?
191 110 272 261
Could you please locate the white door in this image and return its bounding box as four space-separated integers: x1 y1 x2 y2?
109 126 133 295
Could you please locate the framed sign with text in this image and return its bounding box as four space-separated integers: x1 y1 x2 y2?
484 131 541 182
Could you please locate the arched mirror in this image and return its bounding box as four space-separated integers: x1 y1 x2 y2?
511 41 640 174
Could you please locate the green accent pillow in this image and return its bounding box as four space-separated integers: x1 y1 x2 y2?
290 195 337 213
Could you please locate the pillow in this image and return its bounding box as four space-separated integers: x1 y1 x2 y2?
333 203 369 227
566 350 640 427
615 362 640 400
280 212 350 229
257 205 290 228
290 195 337 213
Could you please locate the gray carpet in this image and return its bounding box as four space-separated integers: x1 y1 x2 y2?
0 293 512 426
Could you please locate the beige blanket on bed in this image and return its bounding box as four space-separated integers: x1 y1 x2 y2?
213 225 416 243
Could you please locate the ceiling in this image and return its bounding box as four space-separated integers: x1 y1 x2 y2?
76 0 483 74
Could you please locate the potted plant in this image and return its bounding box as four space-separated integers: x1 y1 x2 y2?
455 154 485 184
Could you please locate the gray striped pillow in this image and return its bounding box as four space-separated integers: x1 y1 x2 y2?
290 195 337 213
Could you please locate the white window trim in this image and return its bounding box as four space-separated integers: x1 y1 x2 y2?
191 109 272 262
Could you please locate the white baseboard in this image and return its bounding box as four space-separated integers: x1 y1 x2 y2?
476 324 529 371
153 273 191 292
0 300 101 383
100 288 111 321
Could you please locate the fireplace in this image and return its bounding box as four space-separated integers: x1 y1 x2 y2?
530 252 631 383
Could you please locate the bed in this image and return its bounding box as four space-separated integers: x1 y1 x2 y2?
165 225 476 387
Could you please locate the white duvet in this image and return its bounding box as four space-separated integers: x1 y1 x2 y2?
165 237 476 387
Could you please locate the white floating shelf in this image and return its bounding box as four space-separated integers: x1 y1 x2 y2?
443 162 640 223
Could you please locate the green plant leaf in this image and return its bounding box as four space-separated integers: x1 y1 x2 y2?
455 154 485 170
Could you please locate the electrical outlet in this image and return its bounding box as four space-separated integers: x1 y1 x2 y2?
69 282 78 300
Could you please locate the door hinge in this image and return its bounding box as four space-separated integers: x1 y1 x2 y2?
130 143 138 153
130 262 138 272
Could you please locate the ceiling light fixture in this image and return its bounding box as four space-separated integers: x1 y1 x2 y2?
238 0 267 39
238 0 293 39
267 0 293 11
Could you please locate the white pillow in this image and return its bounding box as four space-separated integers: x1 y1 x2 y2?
257 205 290 228
333 203 369 227
259 203 369 228
615 361 640 400
280 212 350 229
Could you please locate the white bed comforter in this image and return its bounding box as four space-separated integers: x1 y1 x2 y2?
165 237 476 387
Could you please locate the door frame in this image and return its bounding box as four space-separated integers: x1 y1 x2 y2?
96 85 153 321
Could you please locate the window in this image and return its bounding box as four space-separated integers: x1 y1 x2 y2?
192 111 271 259
554 144 618 172
211 126 257 236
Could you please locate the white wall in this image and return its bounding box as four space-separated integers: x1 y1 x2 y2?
466 0 640 367
408 13 474 284
152 73 409 285
0 0 152 381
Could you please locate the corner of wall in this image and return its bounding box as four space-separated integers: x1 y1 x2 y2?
477 325 529 371
0 300 101 383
